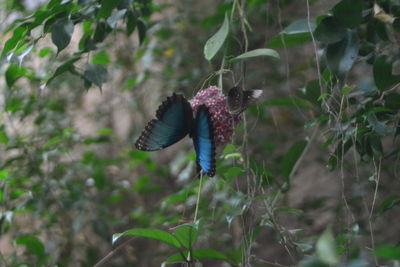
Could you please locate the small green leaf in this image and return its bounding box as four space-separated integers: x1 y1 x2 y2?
5 65 26 87
112 228 181 249
0 126 9 145
282 19 316 34
97 0 119 19
231 48 280 62
39 47 53 58
84 64 108 89
314 16 346 44
204 13 229 61
92 51 110 65
373 55 400 91
51 19 74 53
224 166 244 180
316 228 339 265
281 140 308 181
173 223 198 249
298 80 321 105
326 30 359 76
165 249 228 263
16 235 45 259
47 57 80 85
0 170 8 180
332 0 363 28
137 18 147 45
374 245 400 260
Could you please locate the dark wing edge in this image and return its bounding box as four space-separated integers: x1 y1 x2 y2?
134 93 193 151
194 105 216 177
227 86 243 114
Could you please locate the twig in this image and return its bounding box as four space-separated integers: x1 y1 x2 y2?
94 237 137 267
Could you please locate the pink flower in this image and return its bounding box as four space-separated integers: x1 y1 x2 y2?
190 86 241 146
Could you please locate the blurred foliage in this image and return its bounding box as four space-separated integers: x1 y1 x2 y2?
1 0 400 266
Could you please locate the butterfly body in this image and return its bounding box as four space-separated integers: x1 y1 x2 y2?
135 93 216 176
227 86 263 114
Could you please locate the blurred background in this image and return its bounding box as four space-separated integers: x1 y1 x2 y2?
1 0 400 266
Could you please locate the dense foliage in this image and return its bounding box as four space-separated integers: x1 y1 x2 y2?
1 0 400 266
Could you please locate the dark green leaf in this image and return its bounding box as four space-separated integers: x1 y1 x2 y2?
126 10 137 35
165 249 228 263
327 139 353 170
47 57 80 85
261 97 310 109
84 64 108 89
51 19 74 53
378 195 400 214
267 32 312 48
16 235 45 259
314 16 346 44
326 30 359 76
0 126 9 145
112 228 181 249
223 166 244 180
298 80 321 105
332 0 363 28
97 0 120 19
230 48 280 62
374 245 400 260
373 55 400 91
281 140 308 181
173 223 198 249
137 18 147 45
93 22 112 44
384 93 400 110
5 65 26 87
204 13 229 61
282 19 316 34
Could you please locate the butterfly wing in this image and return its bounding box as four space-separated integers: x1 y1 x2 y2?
135 94 193 151
227 87 263 114
192 105 216 177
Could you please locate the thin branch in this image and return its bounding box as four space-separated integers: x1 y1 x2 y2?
94 237 137 267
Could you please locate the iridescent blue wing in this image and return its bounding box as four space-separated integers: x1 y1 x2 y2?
227 86 263 114
192 105 216 177
135 94 193 151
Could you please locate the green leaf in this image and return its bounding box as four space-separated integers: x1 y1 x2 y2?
126 10 137 35
1 25 28 57
332 0 363 28
47 57 80 85
231 48 280 62
92 51 110 65
137 18 147 45
316 228 339 265
367 113 392 136
39 47 53 58
173 223 198 249
16 235 45 259
282 19 316 34
261 97 310 109
97 0 120 19
373 55 400 91
298 80 321 105
165 249 228 263
281 140 308 181
107 9 126 29
204 13 229 61
5 65 26 87
51 19 74 53
314 16 346 44
112 228 181 249
84 64 108 89
326 30 359 76
0 170 8 180
0 126 9 145
223 166 245 180
374 245 400 260
378 195 400 214
267 32 312 48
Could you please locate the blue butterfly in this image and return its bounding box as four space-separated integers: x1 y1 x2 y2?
135 93 216 177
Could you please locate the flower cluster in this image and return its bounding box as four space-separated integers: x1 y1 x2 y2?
190 86 241 146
